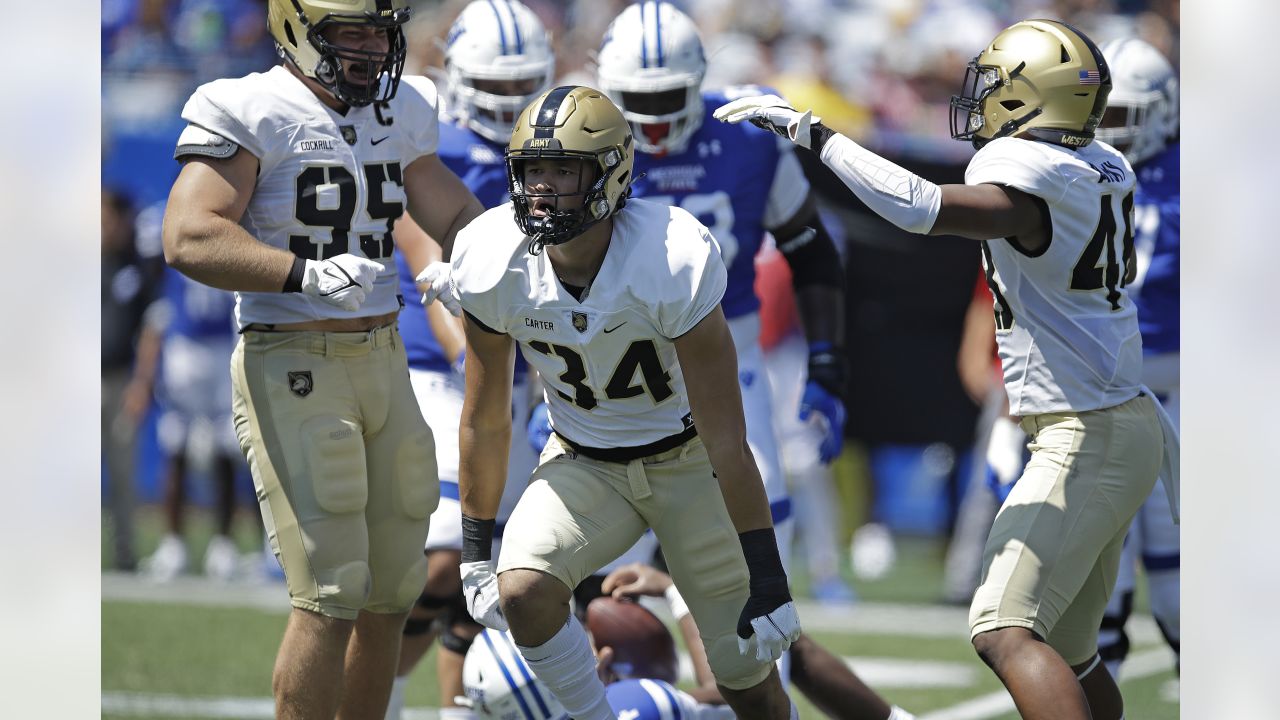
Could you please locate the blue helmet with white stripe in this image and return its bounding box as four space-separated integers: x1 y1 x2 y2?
445 0 555 143
606 678 698 720
596 1 706 154
462 629 568 720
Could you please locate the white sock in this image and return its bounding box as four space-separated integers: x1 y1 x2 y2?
438 707 477 720
516 616 615 720
382 675 408 720
888 706 917 720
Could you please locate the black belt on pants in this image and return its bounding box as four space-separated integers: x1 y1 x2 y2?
560 417 698 463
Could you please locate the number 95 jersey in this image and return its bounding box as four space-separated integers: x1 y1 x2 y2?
174 65 442 329
452 198 727 449
969 137 1142 416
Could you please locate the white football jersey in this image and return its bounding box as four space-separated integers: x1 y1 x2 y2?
175 65 442 329
968 137 1143 415
452 198 727 449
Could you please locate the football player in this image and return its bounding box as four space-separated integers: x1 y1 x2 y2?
588 6 905 717
437 86 801 720
592 1 848 581
161 1 484 717
384 3 554 719
717 19 1178 720
1093 35 1181 681
458 623 726 720
458 608 729 720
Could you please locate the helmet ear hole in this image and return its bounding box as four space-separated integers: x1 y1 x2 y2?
1001 100 1025 111
284 21 298 48
1060 45 1071 63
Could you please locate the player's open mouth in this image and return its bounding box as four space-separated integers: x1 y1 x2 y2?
346 62 374 82
530 198 555 216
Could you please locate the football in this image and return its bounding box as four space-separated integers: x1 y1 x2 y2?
585 596 679 684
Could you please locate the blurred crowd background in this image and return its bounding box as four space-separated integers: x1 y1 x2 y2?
101 0 1179 597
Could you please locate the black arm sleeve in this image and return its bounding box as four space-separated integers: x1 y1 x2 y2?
774 220 844 290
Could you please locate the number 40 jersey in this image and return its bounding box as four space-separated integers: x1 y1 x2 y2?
971 136 1142 416
174 65 442 329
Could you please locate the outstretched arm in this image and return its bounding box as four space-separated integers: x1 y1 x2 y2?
715 95 1048 250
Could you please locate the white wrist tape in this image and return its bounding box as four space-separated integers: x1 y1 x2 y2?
664 584 690 622
819 133 942 235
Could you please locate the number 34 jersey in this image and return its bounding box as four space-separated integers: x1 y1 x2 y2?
174 65 442 329
452 198 727 449
970 137 1142 416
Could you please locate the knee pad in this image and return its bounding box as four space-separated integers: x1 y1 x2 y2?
374 553 431 614
403 616 434 636
703 632 772 691
316 560 373 618
440 620 480 656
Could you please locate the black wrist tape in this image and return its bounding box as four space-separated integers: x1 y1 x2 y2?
283 256 306 293
810 123 836 155
807 347 848 398
738 528 789 595
461 515 496 563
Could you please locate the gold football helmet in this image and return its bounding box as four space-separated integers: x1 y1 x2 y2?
506 86 635 251
950 19 1111 149
268 0 411 106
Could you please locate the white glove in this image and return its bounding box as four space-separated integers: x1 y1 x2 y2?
460 560 508 631
415 261 461 317
713 94 821 150
736 600 801 663
300 253 382 312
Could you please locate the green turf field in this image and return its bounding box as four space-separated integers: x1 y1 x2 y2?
103 508 1179 719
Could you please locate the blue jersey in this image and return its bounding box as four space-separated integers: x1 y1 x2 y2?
160 266 236 340
606 678 705 720
1128 143 1179 355
396 119 513 372
631 89 795 319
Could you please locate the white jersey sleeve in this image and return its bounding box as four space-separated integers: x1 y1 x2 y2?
762 139 810 228
966 137 1143 415
451 204 525 335
654 208 728 338
179 76 268 159
965 138 1072 205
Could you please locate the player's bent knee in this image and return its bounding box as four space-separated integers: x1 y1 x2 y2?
704 633 773 691
498 569 571 634
971 626 1031 668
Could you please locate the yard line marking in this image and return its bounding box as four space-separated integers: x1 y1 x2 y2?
917 646 1177 720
